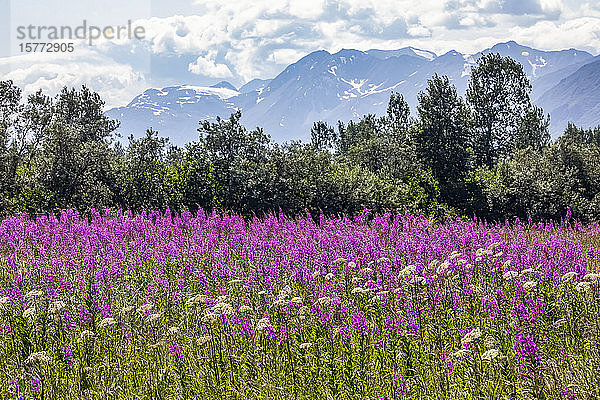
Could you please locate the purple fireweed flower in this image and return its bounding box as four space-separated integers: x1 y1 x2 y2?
513 332 543 381
9 380 22 399
63 345 74 365
393 372 409 394
169 341 183 360
31 379 40 397
561 388 577 400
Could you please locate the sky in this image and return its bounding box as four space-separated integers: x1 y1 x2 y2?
1 0 599 108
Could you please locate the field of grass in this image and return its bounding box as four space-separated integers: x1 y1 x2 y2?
0 209 599 399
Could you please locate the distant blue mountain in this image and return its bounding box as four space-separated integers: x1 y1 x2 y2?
106 42 596 145
536 57 600 135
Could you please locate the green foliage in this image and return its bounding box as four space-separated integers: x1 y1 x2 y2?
415 74 471 184
1 68 600 223
467 53 547 168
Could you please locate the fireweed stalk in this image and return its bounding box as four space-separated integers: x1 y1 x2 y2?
0 209 599 399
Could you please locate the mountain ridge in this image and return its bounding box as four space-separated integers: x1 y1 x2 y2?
106 41 597 145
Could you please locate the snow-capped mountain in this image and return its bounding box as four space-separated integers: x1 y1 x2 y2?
108 83 239 144
106 41 596 144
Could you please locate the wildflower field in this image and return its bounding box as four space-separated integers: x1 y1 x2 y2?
0 210 599 399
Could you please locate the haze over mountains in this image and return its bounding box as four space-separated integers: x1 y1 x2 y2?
107 41 600 145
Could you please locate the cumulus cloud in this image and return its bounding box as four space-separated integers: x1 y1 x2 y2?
0 45 148 108
188 52 233 78
1 0 599 108
511 17 600 53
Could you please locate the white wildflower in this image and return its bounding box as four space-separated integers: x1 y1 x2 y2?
575 282 591 293
228 279 243 285
202 312 219 324
78 330 95 343
273 299 287 307
299 342 312 349
437 261 450 275
316 296 332 307
494 251 504 258
239 305 253 313
23 307 36 320
49 301 66 314
461 328 482 346
481 348 500 361
400 265 417 278
520 268 536 276
98 317 116 328
278 286 292 299
487 242 500 250
377 257 390 263
361 267 374 275
121 305 134 314
212 302 234 315
523 281 537 291
352 287 368 295
348 261 357 269
27 351 51 364
298 306 309 315
452 349 469 358
475 248 485 257
503 271 519 280
215 295 229 304
562 271 577 282
137 303 153 314
186 294 207 307
25 290 44 301
168 326 179 335
197 335 212 345
256 317 272 332
484 335 497 349
258 290 267 296
290 297 303 305
325 273 335 281
148 313 162 323
583 273 600 281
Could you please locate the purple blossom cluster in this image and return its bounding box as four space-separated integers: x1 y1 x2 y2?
0 209 598 398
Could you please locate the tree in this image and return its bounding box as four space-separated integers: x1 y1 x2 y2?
467 53 538 167
514 106 550 151
119 129 170 210
310 121 335 150
26 86 120 212
385 91 411 139
414 74 470 184
0 81 23 213
197 111 270 213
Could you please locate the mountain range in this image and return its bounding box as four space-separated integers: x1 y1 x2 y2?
106 41 600 145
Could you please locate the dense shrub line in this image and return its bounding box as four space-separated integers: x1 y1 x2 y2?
1 54 599 221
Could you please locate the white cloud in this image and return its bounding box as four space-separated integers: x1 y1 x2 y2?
511 17 600 53
188 53 233 78
0 46 148 108
1 0 599 108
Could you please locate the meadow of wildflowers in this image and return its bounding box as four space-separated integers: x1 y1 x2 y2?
0 209 599 399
